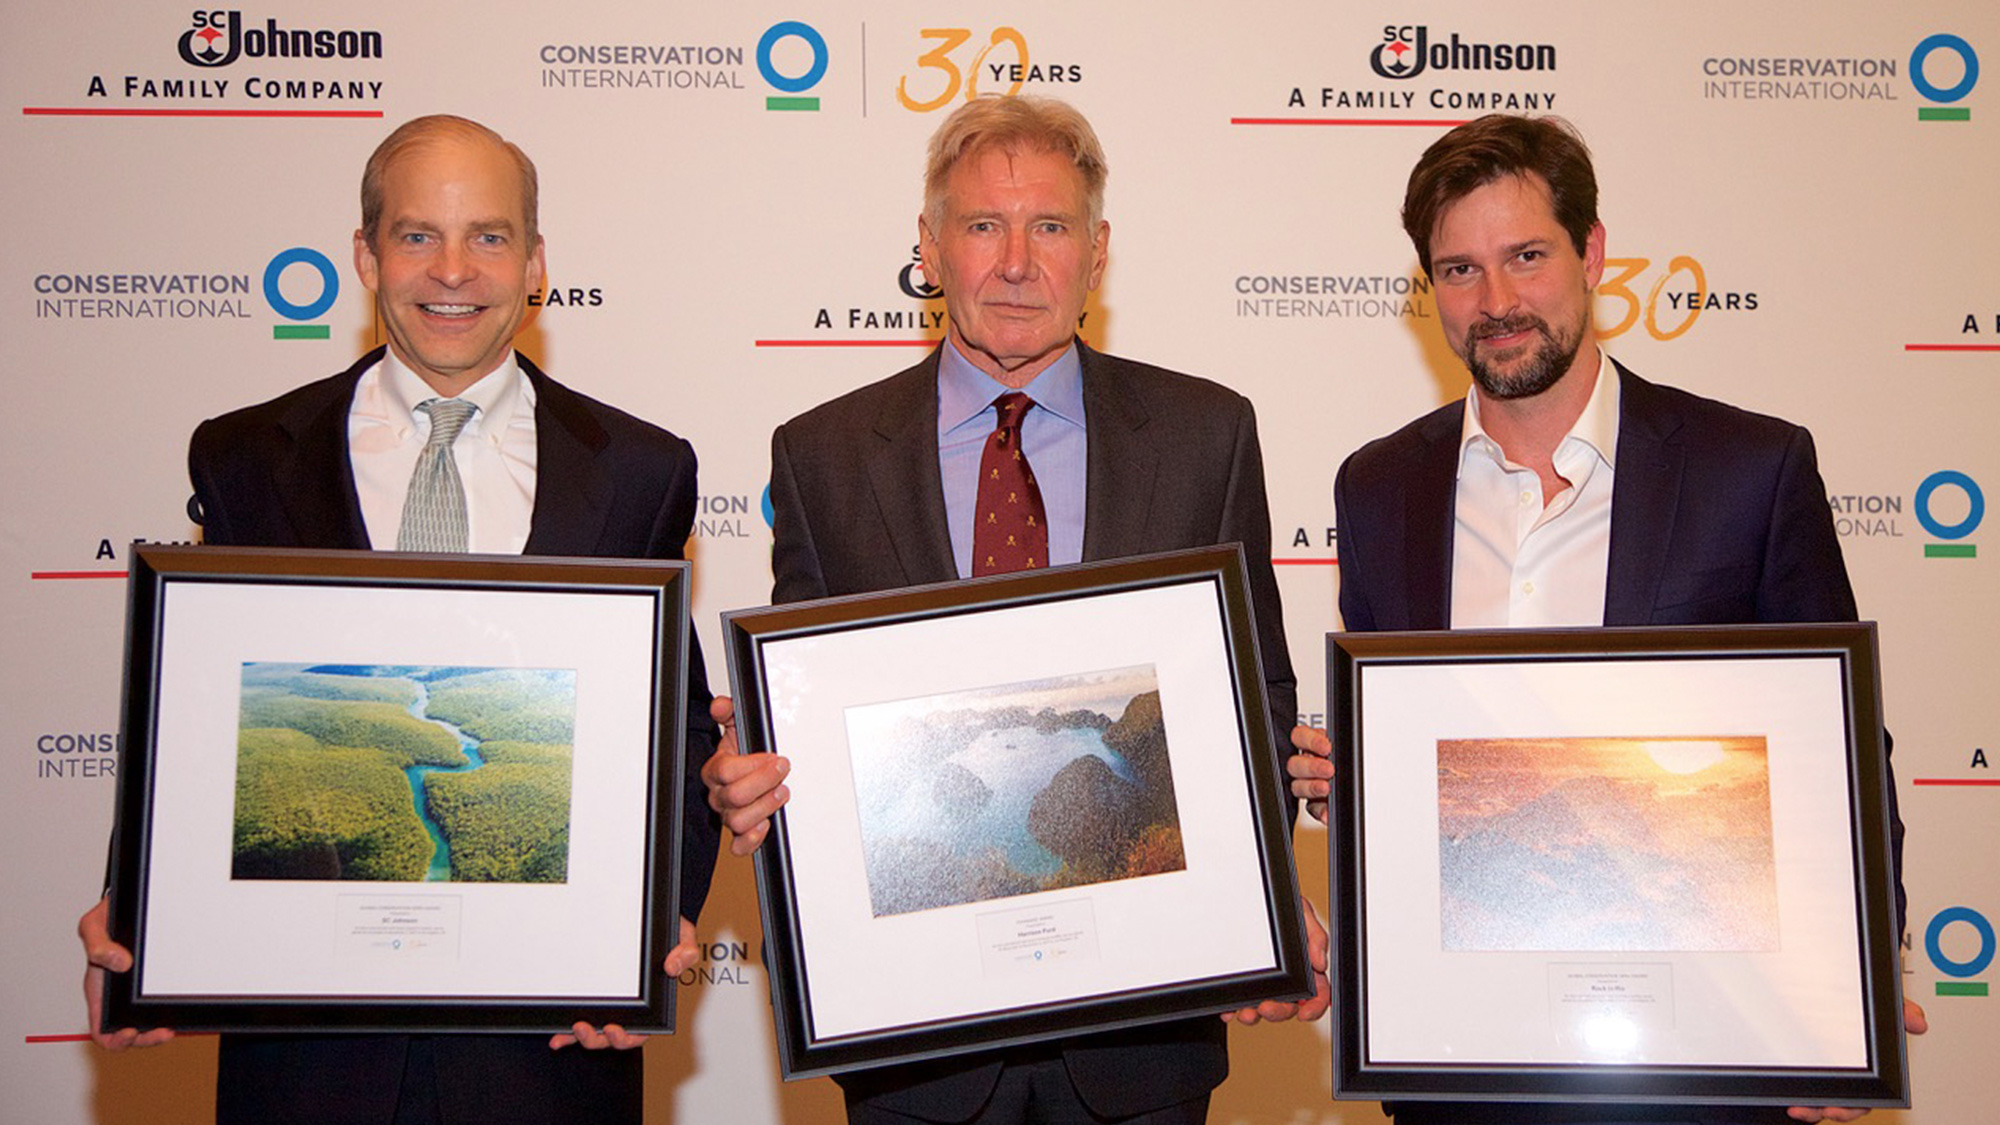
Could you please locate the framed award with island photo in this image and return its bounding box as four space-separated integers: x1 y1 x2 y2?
724 545 1313 1079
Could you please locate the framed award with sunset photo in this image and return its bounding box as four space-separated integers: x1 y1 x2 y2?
1327 624 1907 1108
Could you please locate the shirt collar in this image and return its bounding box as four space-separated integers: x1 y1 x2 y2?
377 349 528 441
937 338 1086 436
1459 348 1619 471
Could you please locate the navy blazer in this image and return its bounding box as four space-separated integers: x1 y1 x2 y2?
1335 362 1901 1125
189 347 720 1125
768 342 1297 1121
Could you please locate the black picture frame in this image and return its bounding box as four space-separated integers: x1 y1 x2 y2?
105 543 691 1034
725 545 1311 1079
1328 623 1907 1108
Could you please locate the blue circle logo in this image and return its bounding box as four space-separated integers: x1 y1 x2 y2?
263 247 340 321
757 21 828 93
1911 34 1980 103
1926 906 1995 978
761 484 775 529
1915 470 1984 540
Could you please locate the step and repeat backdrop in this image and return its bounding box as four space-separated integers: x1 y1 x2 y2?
3 2 1995 1122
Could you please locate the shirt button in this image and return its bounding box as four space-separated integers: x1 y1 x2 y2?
1520 491 1534 504
1522 581 1535 595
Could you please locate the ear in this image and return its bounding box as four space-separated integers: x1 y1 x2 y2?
353 227 379 294
916 215 940 291
1582 221 1606 290
526 235 547 295
1086 219 1110 292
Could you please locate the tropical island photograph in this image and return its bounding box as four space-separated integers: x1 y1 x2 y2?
844 664 1185 917
230 662 578 884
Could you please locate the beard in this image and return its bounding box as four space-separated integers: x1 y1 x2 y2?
1461 313 1585 401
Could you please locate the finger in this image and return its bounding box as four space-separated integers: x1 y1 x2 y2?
548 1033 579 1051
729 818 772 857
710 696 735 726
1255 999 1299 1024
1905 998 1929 1035
1307 798 1329 824
602 1025 647 1050
1285 754 1335 781
1289 725 1333 756
720 784 790 840
704 756 790 812
1288 778 1331 801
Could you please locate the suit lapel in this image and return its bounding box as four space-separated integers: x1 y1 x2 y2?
864 354 959 585
1603 363 1685 626
1078 345 1158 562
1398 403 1461 630
275 351 374 549
520 354 615 557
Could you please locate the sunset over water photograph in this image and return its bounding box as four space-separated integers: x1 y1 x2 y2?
1436 735 1778 953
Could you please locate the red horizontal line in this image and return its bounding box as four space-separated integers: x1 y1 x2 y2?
31 570 128 580
755 339 938 348
1905 344 2000 352
23 107 384 119
1230 117 1470 128
1913 778 2000 786
1273 558 1339 566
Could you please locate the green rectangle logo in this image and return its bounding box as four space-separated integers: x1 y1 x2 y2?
273 324 331 340
1926 543 1978 558
766 96 820 112
1919 107 1972 122
1936 981 1988 996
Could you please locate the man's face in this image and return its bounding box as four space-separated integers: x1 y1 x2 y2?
919 145 1108 386
354 134 545 397
1428 173 1604 401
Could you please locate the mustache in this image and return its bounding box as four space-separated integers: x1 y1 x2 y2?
1468 315 1549 342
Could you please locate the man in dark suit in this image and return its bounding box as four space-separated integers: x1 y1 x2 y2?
1287 113 1920 1125
78 114 720 1125
702 95 1325 1123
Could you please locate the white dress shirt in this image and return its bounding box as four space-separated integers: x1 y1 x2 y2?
347 351 539 554
1449 351 1619 629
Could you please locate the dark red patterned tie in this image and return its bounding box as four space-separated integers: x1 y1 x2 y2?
972 392 1049 576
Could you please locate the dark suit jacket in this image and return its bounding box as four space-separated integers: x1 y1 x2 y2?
768 343 1298 1122
1335 361 1899 1125
189 346 721 1125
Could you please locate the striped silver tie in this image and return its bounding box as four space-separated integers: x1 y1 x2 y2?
395 397 477 552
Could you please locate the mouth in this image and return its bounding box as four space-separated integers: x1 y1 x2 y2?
1469 317 1546 351
419 303 483 318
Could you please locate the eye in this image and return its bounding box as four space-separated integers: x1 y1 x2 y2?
1516 249 1545 264
1036 221 1066 234
968 220 996 233
400 232 432 247
475 232 507 247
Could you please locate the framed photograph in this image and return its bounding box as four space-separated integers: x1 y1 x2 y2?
725 545 1311 1079
105 544 692 1034
1328 624 1907 1108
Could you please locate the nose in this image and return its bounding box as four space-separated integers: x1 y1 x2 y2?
997 226 1034 283
431 238 475 287
1477 270 1518 320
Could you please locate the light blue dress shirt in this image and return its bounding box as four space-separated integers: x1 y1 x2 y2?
937 339 1088 578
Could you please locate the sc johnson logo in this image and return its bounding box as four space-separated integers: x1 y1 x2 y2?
1369 26 1556 80
178 10 383 68
1926 906 1993 997
1911 33 1978 122
1915 470 1983 559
